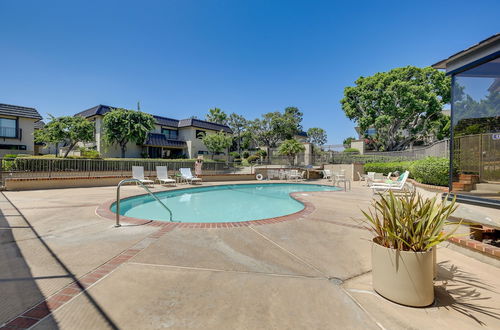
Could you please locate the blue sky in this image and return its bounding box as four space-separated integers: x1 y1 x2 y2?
1 0 499 144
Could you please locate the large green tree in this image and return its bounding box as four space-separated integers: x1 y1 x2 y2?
34 115 94 158
102 108 155 158
278 139 305 165
202 131 233 159
341 66 451 151
227 113 247 153
249 107 303 147
306 127 327 145
206 107 228 124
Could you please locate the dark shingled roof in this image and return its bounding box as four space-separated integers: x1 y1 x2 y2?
144 133 187 148
0 103 42 120
75 105 232 132
178 118 232 133
34 120 45 129
153 115 179 127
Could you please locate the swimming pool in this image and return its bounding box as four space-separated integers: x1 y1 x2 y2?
111 183 340 223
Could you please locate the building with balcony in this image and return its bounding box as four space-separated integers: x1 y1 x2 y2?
74 105 232 159
0 103 42 157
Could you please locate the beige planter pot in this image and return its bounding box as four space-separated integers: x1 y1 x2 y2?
372 240 434 307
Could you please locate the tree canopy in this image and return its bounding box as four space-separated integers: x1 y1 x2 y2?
34 115 94 157
306 127 327 145
202 131 233 159
206 107 228 124
341 66 451 151
277 139 305 165
343 136 356 147
249 107 304 147
227 113 247 153
102 108 155 158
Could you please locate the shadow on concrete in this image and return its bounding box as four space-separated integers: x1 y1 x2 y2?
0 208 59 328
435 261 500 326
0 192 119 329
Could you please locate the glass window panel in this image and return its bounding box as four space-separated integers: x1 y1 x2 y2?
451 56 500 199
0 118 17 137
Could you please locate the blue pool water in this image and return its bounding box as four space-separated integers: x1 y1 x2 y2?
112 183 340 223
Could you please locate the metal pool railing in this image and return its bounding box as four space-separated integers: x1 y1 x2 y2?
115 178 174 227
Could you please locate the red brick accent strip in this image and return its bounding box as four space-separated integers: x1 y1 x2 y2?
0 226 176 329
448 236 500 258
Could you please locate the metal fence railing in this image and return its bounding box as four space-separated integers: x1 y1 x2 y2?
0 158 253 186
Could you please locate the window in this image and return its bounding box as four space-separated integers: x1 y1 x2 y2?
0 144 26 150
0 118 17 138
197 150 209 155
196 130 206 140
161 128 178 140
451 55 500 198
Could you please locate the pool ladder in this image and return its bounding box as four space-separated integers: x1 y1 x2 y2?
115 178 174 227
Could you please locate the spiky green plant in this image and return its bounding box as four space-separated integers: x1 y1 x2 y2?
362 192 460 252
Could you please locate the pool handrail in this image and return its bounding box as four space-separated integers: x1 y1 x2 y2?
115 178 173 227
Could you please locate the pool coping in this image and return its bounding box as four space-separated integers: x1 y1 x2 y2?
95 183 341 228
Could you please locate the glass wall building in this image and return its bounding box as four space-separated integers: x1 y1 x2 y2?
433 34 500 208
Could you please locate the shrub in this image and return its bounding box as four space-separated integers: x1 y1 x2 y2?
242 151 250 159
255 149 267 158
410 157 449 186
247 155 260 163
79 147 101 159
364 161 413 175
343 147 359 154
229 152 241 159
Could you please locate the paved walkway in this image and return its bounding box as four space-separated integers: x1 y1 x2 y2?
1 181 499 329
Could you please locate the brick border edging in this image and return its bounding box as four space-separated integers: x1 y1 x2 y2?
447 236 500 259
0 225 176 329
407 179 449 193
95 189 323 229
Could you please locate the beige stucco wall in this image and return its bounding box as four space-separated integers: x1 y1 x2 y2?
0 116 37 157
178 127 224 159
350 140 365 155
323 163 365 181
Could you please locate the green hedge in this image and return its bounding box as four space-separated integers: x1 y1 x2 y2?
364 157 449 187
410 157 449 186
364 161 413 175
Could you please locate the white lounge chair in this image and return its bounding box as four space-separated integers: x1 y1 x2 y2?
288 169 301 181
156 166 176 186
322 169 332 180
132 166 154 187
370 171 410 194
179 168 202 184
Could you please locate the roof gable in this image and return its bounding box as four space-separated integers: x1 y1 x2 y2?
0 103 42 120
75 105 231 132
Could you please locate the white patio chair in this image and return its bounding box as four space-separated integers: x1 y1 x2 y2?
322 169 332 180
288 169 301 182
132 166 154 187
156 166 176 186
371 171 410 195
179 168 202 184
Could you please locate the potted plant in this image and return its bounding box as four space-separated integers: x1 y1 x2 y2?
362 192 459 307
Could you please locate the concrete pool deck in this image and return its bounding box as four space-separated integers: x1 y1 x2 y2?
1 181 499 329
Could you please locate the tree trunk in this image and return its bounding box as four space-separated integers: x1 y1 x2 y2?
63 141 77 158
120 144 126 158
